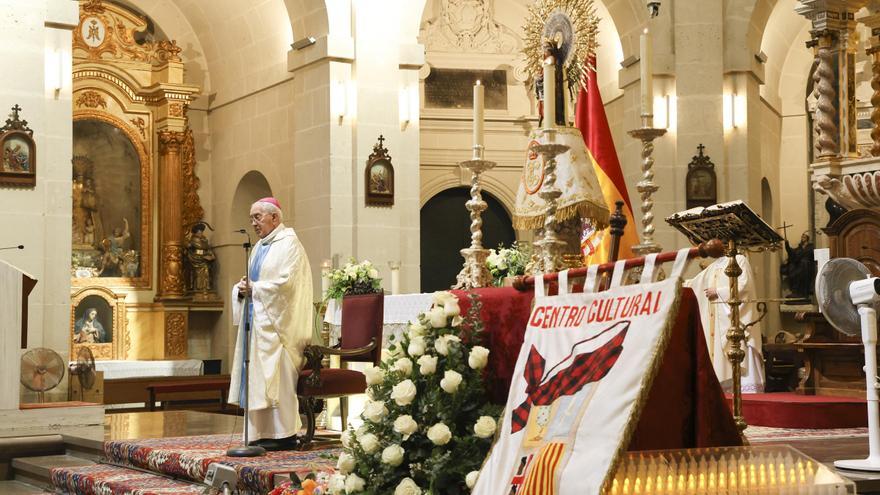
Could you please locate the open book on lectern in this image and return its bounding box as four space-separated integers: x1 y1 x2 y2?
665 200 782 248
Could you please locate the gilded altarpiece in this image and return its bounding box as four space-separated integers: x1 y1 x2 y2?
71 0 201 360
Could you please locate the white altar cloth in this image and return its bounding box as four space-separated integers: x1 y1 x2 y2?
96 359 204 380
324 293 433 346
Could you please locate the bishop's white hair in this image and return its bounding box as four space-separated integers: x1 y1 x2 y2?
252 201 283 221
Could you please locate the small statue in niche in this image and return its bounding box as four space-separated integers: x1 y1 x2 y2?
780 231 816 301
98 218 133 277
185 221 219 302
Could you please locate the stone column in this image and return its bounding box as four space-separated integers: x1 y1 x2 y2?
797 1 867 160
156 130 187 301
815 32 839 160
862 14 880 157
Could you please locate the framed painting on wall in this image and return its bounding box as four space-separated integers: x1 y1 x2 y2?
0 105 36 187
365 135 394 207
70 286 126 360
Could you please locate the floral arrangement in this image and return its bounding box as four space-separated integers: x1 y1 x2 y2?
325 258 382 301
269 472 332 495
486 244 528 287
328 291 499 494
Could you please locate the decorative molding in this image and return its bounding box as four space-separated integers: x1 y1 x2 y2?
181 128 204 233
75 90 107 109
168 102 186 118
158 129 185 153
129 116 146 140
74 0 185 67
164 311 187 359
161 243 186 297
420 0 520 54
0 104 34 137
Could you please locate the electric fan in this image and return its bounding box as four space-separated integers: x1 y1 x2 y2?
815 258 880 471
20 347 65 403
68 346 96 401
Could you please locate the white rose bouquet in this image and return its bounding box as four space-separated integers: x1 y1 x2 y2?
485 243 528 287
329 291 500 494
325 258 382 301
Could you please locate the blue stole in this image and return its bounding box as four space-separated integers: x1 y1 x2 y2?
239 238 272 405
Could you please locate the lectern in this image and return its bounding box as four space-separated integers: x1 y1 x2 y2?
666 201 781 432
0 259 37 410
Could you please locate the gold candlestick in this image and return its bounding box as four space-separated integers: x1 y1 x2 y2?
628 121 667 256
724 239 747 432
530 129 570 274
453 145 497 289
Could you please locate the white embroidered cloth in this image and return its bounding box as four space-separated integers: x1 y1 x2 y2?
324 293 433 347
95 359 204 380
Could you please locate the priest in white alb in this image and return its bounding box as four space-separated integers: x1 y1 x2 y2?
686 254 765 394
230 197 314 450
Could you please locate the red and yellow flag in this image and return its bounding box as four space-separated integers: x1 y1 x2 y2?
575 58 639 264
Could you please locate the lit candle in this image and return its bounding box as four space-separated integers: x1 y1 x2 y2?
473 80 485 150
543 57 556 130
640 27 653 125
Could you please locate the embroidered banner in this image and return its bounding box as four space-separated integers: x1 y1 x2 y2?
474 278 682 495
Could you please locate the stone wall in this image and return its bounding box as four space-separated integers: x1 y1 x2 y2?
0 0 78 400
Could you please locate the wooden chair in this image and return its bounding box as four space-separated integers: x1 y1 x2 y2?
297 292 384 444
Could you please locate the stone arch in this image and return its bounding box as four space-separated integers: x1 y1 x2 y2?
231 171 275 229
723 0 778 72
759 0 810 108
420 173 516 218
284 0 333 39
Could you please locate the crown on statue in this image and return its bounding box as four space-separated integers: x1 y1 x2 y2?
71 155 94 178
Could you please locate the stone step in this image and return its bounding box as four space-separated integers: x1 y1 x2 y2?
12 454 94 488
0 480 53 494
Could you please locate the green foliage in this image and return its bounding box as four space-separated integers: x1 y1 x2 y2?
485 244 528 287
325 258 383 301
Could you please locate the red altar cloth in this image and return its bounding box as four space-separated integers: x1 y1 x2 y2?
453 286 742 450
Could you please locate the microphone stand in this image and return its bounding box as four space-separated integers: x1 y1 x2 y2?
0 245 24 251
227 230 265 457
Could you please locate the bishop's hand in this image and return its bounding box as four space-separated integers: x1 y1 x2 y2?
237 276 251 298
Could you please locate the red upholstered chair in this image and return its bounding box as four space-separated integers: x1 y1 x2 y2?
297 292 384 444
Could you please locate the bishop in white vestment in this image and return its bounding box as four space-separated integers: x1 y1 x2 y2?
229 197 314 448
686 254 765 393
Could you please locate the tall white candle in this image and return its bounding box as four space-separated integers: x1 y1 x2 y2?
543 58 556 130
473 81 485 149
640 28 653 121
389 261 401 295
320 259 331 296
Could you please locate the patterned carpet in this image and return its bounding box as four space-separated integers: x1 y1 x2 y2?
51 464 205 495
52 434 340 494
745 425 869 442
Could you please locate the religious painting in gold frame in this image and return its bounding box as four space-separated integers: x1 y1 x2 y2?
0 104 36 188
71 112 151 289
685 144 717 210
70 286 126 360
365 135 394 207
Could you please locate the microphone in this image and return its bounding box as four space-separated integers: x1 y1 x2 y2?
234 229 247 234
0 245 24 251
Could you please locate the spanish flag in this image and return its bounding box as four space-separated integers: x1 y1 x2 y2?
575 58 639 264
